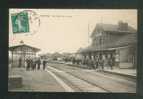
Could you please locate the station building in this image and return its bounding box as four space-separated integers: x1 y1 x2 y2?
79 21 137 68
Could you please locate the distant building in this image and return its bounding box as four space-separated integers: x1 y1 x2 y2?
79 21 137 68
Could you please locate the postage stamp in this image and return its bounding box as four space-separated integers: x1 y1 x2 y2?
11 11 29 33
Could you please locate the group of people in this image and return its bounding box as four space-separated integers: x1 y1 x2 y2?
70 55 115 70
25 58 47 71
91 56 114 70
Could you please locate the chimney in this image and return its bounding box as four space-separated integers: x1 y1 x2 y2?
118 21 128 31
20 40 24 45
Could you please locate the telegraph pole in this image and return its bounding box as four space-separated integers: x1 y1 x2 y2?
88 21 90 45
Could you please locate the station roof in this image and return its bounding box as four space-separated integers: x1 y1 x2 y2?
91 23 136 37
79 33 137 53
9 44 40 52
107 33 137 48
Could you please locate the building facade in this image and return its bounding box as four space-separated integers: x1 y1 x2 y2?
80 21 137 68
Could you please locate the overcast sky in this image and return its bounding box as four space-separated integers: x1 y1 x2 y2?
9 9 137 54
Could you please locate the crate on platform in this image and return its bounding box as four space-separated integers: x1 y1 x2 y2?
8 75 23 89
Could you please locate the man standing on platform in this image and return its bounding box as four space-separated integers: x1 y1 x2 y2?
37 58 41 70
26 57 30 70
18 57 22 68
42 59 47 70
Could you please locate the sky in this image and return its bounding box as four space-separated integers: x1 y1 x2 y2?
9 9 137 54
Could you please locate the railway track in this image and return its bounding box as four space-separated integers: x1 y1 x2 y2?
46 66 111 92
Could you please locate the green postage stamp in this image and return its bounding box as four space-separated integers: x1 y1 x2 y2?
11 11 29 33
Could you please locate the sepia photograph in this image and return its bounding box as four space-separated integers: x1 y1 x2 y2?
8 9 137 92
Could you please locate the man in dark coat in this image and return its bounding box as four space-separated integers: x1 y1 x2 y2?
29 58 34 70
99 58 104 70
26 58 30 70
18 58 22 68
32 59 37 71
43 60 47 70
95 57 99 70
37 59 41 70
108 57 113 70
88 59 94 69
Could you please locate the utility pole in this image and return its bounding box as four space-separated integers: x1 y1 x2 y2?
88 21 90 45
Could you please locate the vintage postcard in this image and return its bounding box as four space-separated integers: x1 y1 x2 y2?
8 9 137 92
